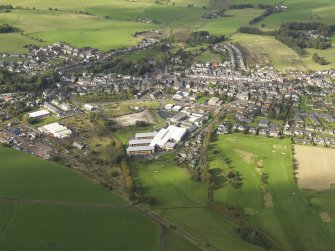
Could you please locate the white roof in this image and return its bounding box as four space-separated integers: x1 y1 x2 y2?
129 139 152 145
135 132 157 138
29 110 50 118
127 145 155 152
150 126 187 147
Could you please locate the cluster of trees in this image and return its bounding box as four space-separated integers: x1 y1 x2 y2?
229 4 253 9
0 4 13 12
229 3 272 9
78 89 136 103
312 53 328 65
186 31 225 47
275 22 334 55
268 99 291 120
89 58 155 76
0 24 19 33
0 69 59 93
280 22 334 36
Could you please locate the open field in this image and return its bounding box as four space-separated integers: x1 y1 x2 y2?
208 135 335 250
0 204 160 251
295 145 335 190
130 153 263 251
0 146 200 251
113 109 155 127
258 0 335 29
0 146 126 203
197 8 263 37
0 33 43 54
231 33 308 72
0 0 210 52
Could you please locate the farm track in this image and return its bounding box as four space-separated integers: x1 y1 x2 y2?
0 201 20 243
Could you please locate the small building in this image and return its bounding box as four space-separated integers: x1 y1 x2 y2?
83 104 96 111
165 104 174 111
128 138 152 147
28 110 50 119
208 97 221 106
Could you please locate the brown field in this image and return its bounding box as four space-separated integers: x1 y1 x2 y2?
295 145 335 190
113 110 155 127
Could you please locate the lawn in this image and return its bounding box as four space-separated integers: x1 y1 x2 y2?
208 134 335 250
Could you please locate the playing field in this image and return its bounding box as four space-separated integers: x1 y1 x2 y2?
0 146 197 251
295 145 335 190
208 134 335 251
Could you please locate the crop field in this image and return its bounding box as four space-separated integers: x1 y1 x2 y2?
207 134 335 251
294 145 335 190
0 146 199 251
130 153 263 251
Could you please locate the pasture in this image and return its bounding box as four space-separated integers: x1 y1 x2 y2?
0 146 200 251
208 134 335 251
231 33 309 72
294 145 335 190
0 204 161 251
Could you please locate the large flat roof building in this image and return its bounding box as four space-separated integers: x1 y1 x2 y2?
127 126 187 156
28 110 50 119
127 145 155 156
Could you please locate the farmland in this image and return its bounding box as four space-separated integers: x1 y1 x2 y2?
0 146 197 251
294 145 335 190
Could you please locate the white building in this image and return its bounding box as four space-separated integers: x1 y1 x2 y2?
28 110 50 119
38 123 72 139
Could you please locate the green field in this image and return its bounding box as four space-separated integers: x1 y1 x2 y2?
208 135 335 251
0 146 198 251
198 8 263 37
231 33 309 72
0 0 211 52
130 153 263 251
0 204 160 251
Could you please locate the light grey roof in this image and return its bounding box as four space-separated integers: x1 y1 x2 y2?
127 145 155 152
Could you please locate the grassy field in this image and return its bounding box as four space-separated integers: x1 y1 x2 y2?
294 145 335 190
197 8 263 37
0 204 161 251
0 0 210 52
130 153 264 251
208 134 335 250
0 146 200 251
231 33 309 72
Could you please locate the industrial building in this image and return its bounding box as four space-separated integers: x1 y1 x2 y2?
127 126 187 156
38 123 72 139
28 110 50 119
